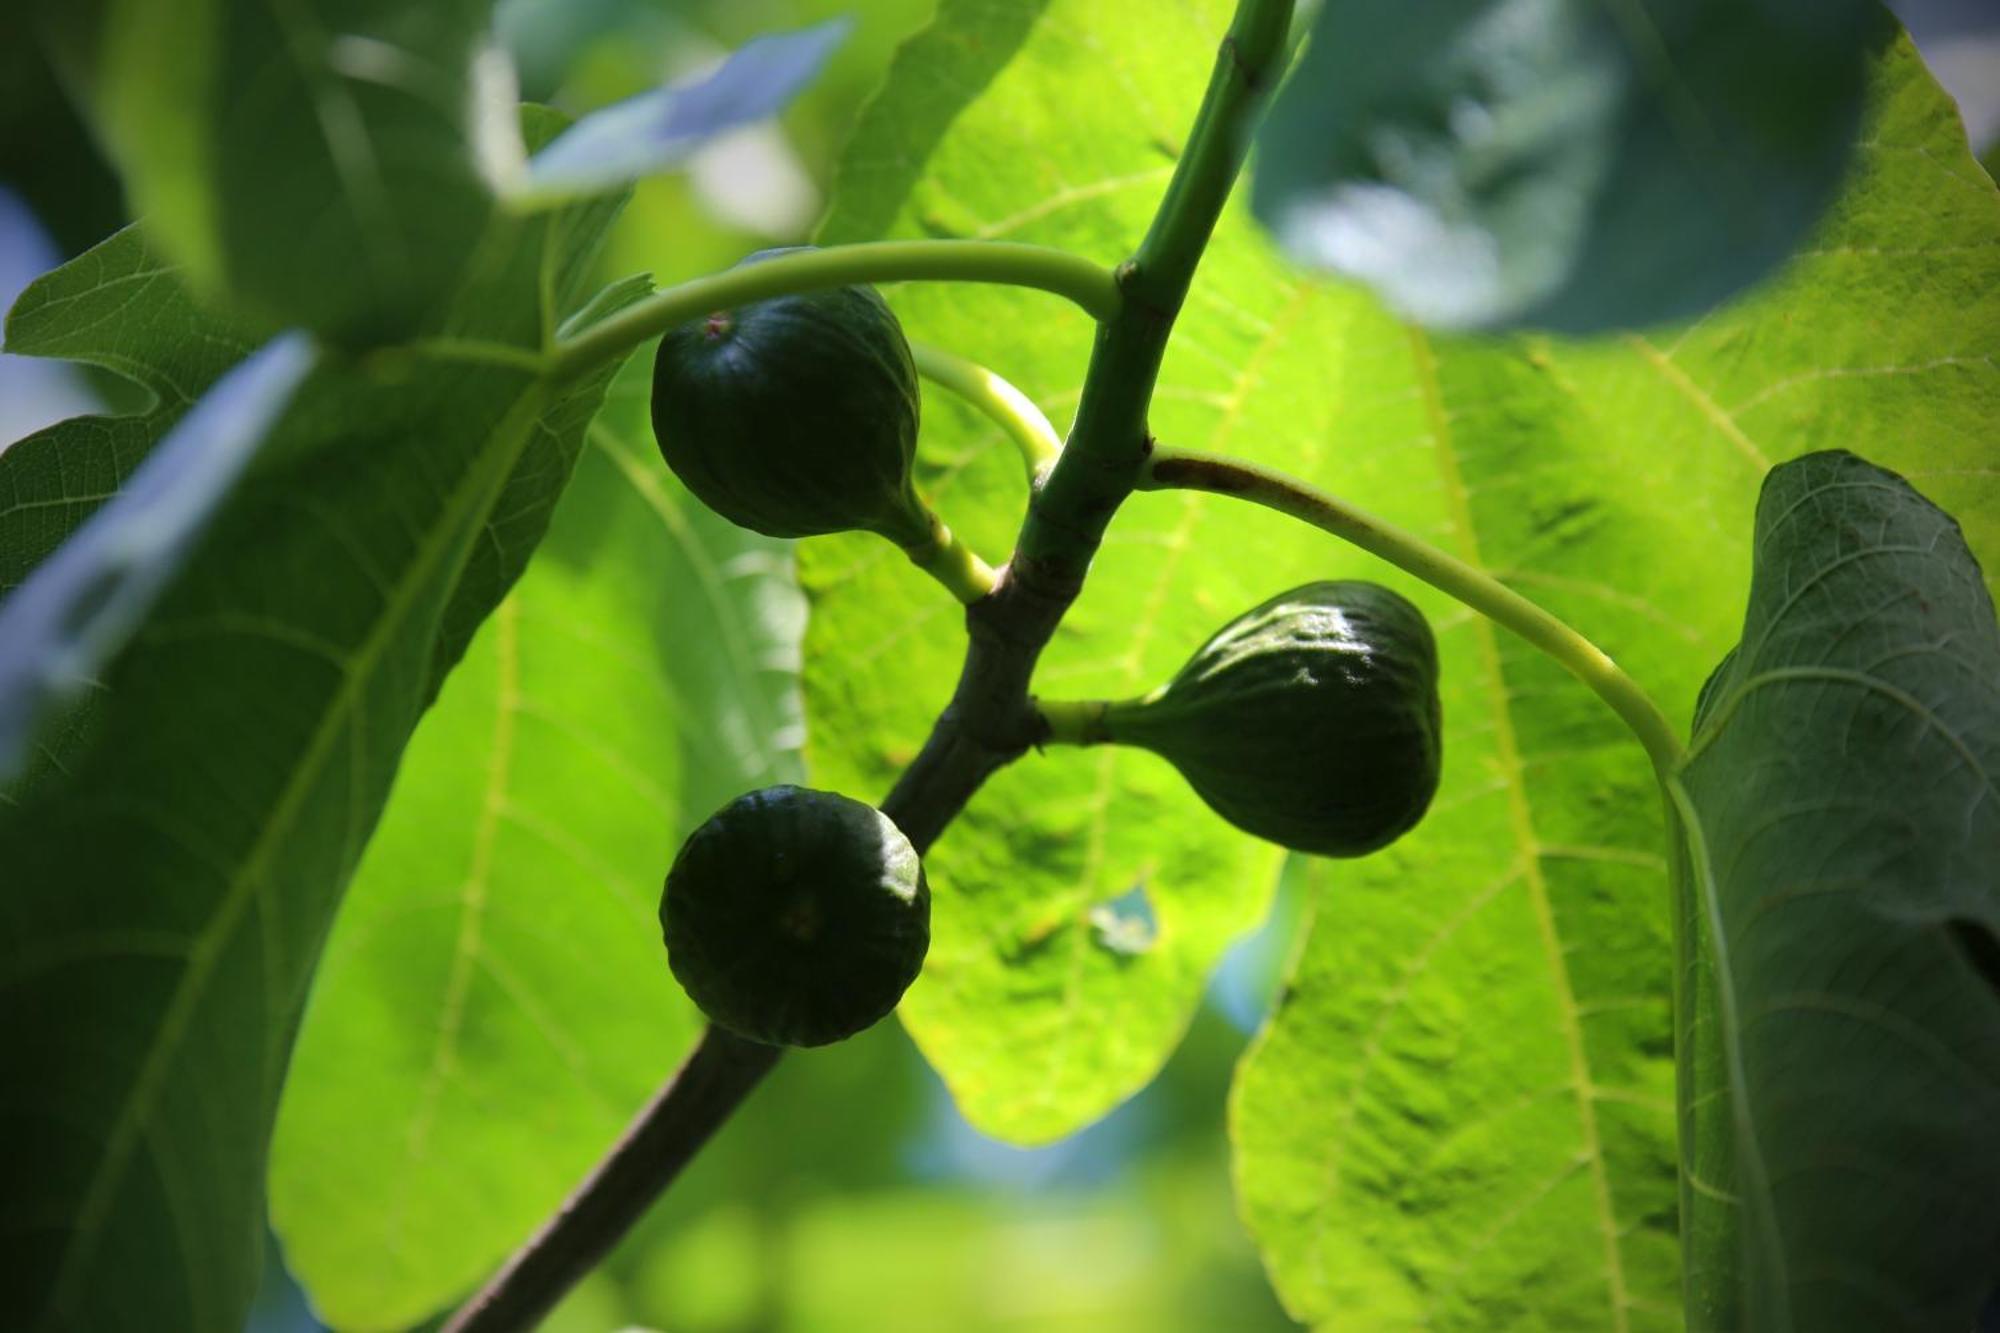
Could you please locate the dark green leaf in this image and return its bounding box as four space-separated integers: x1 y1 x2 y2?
0 10 123 259
0 332 314 776
1252 0 1888 332
86 0 500 344
1671 450 2000 1331
0 182 632 1333
1 226 267 794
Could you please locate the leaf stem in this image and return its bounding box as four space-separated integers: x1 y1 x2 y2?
550 242 1121 382
903 508 999 605
910 341 1062 480
1141 447 1686 774
1034 697 1111 745
1014 0 1295 575
440 1025 781 1333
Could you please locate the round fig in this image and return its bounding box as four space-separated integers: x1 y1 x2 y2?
649 260 930 547
1092 580 1442 857
661 785 929 1047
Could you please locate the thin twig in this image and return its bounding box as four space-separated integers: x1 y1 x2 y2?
441 1026 782 1333
1139 447 1686 773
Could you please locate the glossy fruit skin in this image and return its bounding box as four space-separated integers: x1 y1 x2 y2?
662 785 930 1048
649 262 929 546
1107 581 1442 857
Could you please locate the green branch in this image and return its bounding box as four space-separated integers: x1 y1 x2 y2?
1127 0 1295 312
1034 697 1112 745
446 7 1300 1330
911 341 1062 480
1140 447 1686 774
551 242 1121 382
902 507 999 605
1016 0 1295 574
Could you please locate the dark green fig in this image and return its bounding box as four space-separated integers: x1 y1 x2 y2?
661 784 930 1048
649 262 931 547
1101 580 1442 857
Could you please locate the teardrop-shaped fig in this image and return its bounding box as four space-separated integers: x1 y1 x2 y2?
1104 580 1442 857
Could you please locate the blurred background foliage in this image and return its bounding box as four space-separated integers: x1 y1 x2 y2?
2 0 1994 1328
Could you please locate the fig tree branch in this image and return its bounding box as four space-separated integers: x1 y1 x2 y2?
441 4 1299 1327
441 1025 781 1333
550 242 1122 382
1138 447 1686 773
874 0 1299 851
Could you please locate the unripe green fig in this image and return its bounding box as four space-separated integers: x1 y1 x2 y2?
661 785 930 1048
1095 580 1442 857
649 256 930 547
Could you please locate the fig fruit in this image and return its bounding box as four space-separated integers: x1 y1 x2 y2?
1099 580 1442 857
649 261 931 547
661 785 930 1048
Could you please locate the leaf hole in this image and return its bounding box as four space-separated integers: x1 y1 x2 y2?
1088 881 1157 959
1946 917 2000 1002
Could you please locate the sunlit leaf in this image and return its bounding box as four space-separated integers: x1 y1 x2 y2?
809 0 1286 1146
1233 42 1999 1333
805 5 1999 1327
269 350 805 1329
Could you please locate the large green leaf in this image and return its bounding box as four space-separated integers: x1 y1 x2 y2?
1251 0 1886 333
1232 41 1999 1333
804 2 1999 1323
268 353 805 1331
0 171 632 1333
79 0 500 344
1671 450 2000 1331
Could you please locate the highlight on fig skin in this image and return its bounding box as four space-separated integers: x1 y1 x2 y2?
1054 580 1444 858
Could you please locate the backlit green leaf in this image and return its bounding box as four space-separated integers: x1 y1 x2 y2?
804 5 1999 1327
809 0 1285 1146
1671 450 2000 1331
268 351 806 1330
1233 41 1999 1333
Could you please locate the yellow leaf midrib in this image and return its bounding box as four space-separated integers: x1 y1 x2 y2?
1408 324 1632 1332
